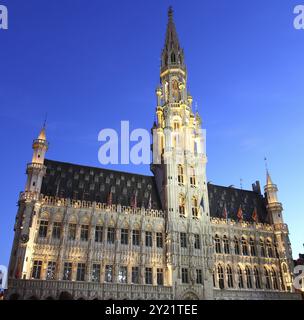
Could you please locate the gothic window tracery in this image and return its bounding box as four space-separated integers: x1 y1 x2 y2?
214 234 221 254
191 196 198 219
227 265 234 288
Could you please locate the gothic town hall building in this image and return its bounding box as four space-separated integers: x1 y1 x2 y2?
6 8 301 300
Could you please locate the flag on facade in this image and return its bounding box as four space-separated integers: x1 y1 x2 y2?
107 191 112 206
252 207 258 222
131 191 137 209
148 193 152 210
237 205 243 221
223 204 228 220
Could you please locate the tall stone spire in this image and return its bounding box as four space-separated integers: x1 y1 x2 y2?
161 6 185 70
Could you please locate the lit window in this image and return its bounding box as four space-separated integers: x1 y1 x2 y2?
63 262 72 281
46 261 56 280
31 260 42 279
80 225 89 241
105 265 113 283
118 266 128 284
38 220 48 238
91 264 100 282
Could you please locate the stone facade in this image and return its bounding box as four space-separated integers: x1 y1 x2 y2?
5 7 301 300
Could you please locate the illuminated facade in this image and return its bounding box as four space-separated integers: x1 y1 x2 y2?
6 8 301 300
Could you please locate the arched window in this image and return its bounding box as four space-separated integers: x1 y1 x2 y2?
171 52 176 63
237 266 244 289
223 235 230 254
189 167 196 186
191 197 198 219
260 238 266 257
179 194 185 217
212 269 216 288
227 265 234 288
218 264 224 289
272 268 279 290
282 263 288 274
245 266 253 289
254 267 261 289
264 267 271 290
234 237 240 255
177 165 184 184
249 237 256 256
241 237 248 256
214 235 221 254
266 239 273 258
173 121 180 131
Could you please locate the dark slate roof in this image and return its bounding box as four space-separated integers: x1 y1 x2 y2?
207 183 268 223
41 159 268 223
41 159 162 210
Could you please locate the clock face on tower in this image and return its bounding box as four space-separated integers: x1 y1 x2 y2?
20 234 29 243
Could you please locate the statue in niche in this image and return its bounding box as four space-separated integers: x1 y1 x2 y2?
171 79 179 102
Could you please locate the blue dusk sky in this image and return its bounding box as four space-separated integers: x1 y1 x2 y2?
0 0 303 266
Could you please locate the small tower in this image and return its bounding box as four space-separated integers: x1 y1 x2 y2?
264 170 283 225
8 125 49 280
25 126 49 193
